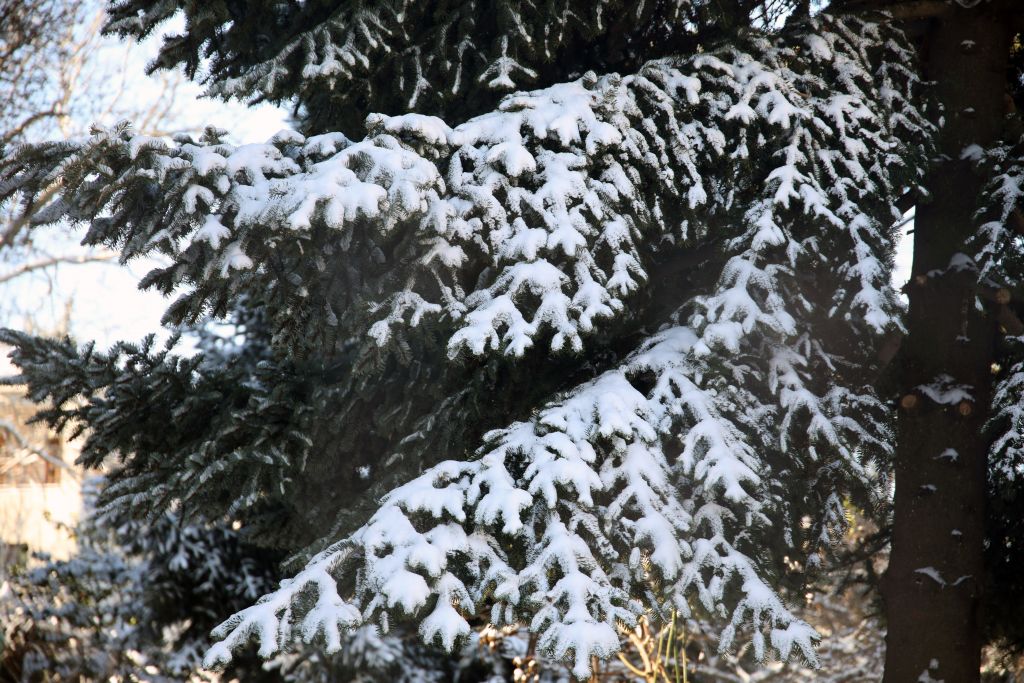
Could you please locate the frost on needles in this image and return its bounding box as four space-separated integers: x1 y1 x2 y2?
104 0 700 135
0 13 932 679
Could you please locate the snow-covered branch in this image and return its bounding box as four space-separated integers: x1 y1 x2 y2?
192 15 932 676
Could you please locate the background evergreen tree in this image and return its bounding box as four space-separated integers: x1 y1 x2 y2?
1 480 278 682
1 0 1023 681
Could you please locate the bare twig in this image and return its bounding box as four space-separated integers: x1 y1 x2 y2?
0 249 117 285
0 418 80 482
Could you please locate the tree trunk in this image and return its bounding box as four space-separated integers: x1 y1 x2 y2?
883 4 1013 682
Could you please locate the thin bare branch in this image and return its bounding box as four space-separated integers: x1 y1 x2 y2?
0 250 117 286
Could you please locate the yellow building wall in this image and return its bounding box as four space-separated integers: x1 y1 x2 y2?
0 372 85 563
0 473 82 561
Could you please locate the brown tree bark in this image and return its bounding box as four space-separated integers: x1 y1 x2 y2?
882 3 1014 681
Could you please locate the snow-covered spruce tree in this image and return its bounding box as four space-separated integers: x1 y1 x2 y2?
1 0 984 678
974 129 1024 666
